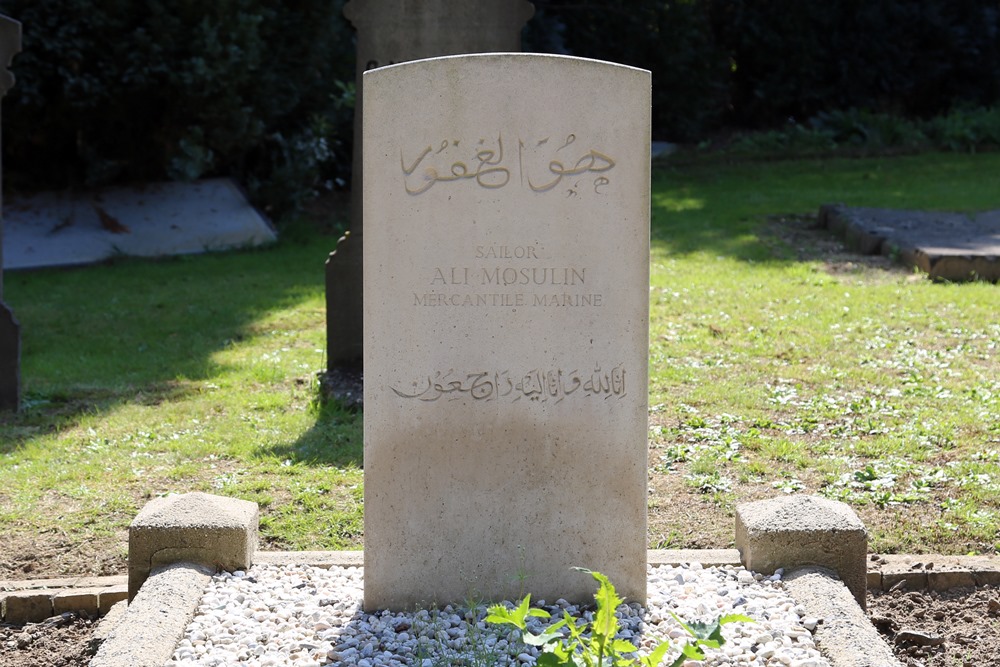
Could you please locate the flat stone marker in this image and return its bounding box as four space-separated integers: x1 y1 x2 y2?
363 53 651 610
820 204 1000 281
3 178 276 270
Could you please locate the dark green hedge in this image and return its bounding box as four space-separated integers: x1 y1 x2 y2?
530 0 1000 139
525 1 730 142
1 0 354 216
3 0 999 215
710 0 1000 126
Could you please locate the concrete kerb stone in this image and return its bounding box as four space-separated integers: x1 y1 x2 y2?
90 561 214 667
128 492 258 601
1 589 56 624
784 566 904 667
0 576 126 623
90 600 128 652
867 553 1000 592
735 495 869 609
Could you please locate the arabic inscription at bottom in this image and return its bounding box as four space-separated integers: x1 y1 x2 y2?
390 364 626 404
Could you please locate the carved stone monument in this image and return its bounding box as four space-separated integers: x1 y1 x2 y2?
325 0 534 380
0 15 20 411
363 54 651 610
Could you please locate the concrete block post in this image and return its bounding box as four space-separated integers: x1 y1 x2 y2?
128 492 258 601
735 494 868 609
0 15 21 412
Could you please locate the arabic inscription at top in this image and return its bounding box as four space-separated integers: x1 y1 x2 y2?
401 133 615 197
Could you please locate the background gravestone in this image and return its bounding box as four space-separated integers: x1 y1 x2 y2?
325 0 534 381
363 53 651 611
0 15 20 411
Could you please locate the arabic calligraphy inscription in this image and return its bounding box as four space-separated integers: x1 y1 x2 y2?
401 133 616 197
391 364 626 403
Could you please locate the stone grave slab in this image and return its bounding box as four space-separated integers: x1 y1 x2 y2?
820 204 1000 281
3 178 276 270
363 53 651 610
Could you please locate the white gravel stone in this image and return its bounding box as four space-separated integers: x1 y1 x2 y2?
165 563 831 666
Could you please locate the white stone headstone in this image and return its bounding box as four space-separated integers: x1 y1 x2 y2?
363 53 650 610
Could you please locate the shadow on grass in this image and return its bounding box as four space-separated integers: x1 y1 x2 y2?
0 381 197 456
265 396 363 468
6 154 998 452
0 218 344 451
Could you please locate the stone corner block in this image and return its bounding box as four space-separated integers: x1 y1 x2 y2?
735 494 868 609
128 492 258 602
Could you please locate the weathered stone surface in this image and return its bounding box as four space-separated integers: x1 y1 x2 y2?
2 590 53 624
736 495 868 608
820 204 1000 281
52 589 101 616
927 569 977 591
325 231 364 368
97 586 129 613
327 0 534 371
128 492 258 601
975 570 1000 586
4 179 275 270
363 53 650 610
867 554 1000 591
90 600 127 651
880 571 927 592
784 567 904 667
92 562 212 667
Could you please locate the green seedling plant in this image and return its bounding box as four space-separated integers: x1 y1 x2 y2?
486 569 751 667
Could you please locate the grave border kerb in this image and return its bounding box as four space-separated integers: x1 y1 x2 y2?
4 548 999 665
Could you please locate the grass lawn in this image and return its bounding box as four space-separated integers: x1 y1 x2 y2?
1 151 997 579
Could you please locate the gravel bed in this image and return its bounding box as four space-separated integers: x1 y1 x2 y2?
167 563 830 667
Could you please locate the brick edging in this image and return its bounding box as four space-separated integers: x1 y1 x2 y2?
1 575 127 624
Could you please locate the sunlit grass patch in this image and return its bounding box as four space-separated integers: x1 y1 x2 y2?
1 153 998 578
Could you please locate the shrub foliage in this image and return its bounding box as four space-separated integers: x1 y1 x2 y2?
530 0 1000 139
0 0 354 216
2 0 999 213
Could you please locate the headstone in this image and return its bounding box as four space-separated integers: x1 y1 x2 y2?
0 15 21 411
325 0 534 375
363 53 651 610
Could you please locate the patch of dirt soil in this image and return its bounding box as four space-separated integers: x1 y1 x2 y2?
868 584 1000 667
0 613 99 667
762 213 918 280
0 532 126 580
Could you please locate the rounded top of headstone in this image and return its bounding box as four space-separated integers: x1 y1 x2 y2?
739 494 865 532
364 51 651 81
